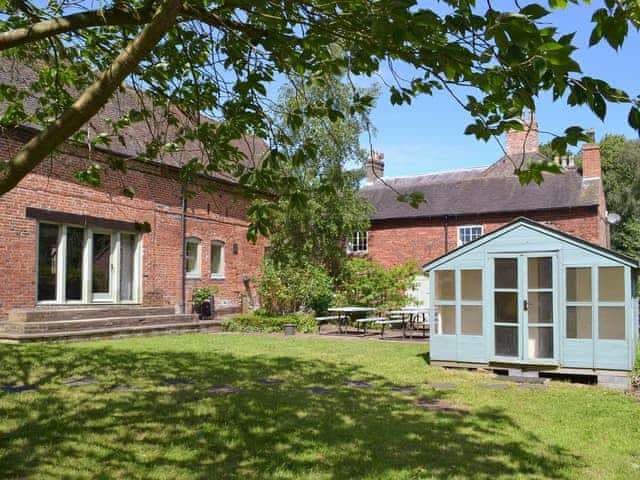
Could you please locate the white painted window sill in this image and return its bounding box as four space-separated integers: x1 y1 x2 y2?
210 275 225 280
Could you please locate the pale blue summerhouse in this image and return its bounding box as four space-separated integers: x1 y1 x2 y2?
424 218 639 388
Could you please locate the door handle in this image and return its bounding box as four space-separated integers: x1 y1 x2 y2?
523 300 528 311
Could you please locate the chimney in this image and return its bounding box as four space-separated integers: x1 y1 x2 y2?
581 129 601 179
505 112 539 156
366 150 384 183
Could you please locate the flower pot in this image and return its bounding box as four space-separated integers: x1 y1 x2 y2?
283 323 296 336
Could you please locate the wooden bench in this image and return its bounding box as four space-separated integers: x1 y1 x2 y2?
376 318 406 339
354 317 387 334
314 315 341 332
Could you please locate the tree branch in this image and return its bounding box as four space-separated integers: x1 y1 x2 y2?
0 6 154 51
0 0 182 194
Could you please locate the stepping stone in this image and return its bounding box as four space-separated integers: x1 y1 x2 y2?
208 385 242 394
111 385 143 392
480 383 510 390
255 378 285 385
414 399 469 413
390 385 417 394
163 378 193 386
344 380 373 388
428 383 457 389
495 375 548 385
1 384 38 393
62 377 97 387
309 386 335 395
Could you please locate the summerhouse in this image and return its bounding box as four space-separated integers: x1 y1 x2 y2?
424 218 639 388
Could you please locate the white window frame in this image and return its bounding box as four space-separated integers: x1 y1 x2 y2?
457 225 483 247
210 240 225 279
35 222 142 304
347 231 368 254
185 237 201 279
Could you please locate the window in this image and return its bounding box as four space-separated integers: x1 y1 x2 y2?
36 223 139 303
457 225 483 246
598 266 626 340
461 270 483 335
566 267 592 339
347 231 368 253
210 241 225 279
185 237 201 278
434 270 455 334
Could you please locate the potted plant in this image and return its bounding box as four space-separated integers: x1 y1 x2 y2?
192 286 219 319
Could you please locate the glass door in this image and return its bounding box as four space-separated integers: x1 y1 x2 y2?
494 258 520 358
91 231 114 302
119 233 137 302
492 255 557 362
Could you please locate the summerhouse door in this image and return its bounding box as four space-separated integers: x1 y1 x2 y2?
492 254 557 362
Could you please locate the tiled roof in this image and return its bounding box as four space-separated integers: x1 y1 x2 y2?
361 160 600 221
0 58 268 183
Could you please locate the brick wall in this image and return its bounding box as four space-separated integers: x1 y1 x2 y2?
366 207 601 269
0 127 266 319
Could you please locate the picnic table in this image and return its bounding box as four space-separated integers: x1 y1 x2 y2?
327 307 376 334
384 307 430 339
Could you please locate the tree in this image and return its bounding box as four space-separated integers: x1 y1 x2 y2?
600 134 640 258
1 0 640 237
258 77 376 276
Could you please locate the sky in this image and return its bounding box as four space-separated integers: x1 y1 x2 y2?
358 1 640 178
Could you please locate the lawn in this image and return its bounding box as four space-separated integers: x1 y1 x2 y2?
1 334 639 479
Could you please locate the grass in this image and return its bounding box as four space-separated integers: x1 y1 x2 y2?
0 334 639 479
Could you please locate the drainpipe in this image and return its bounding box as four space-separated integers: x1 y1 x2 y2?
180 194 187 314
443 215 449 254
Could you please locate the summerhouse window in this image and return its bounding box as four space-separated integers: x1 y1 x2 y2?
598 266 626 340
434 270 455 334
566 267 592 339
347 231 368 254
457 225 483 246
460 270 483 335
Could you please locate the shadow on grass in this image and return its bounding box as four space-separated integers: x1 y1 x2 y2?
0 342 580 479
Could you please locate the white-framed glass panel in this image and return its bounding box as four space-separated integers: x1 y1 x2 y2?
65 226 85 301
347 231 368 253
566 267 593 339
599 266 625 302
210 241 225 278
37 223 59 302
598 306 625 340
457 225 483 246
439 305 456 334
435 270 455 301
91 231 114 302
185 237 201 278
119 233 136 301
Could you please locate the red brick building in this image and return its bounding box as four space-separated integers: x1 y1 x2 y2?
359 118 608 274
0 61 267 330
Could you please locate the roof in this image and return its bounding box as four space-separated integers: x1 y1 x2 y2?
0 58 268 183
423 217 639 271
361 159 600 221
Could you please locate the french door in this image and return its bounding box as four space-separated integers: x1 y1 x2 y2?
492 254 557 362
90 231 115 302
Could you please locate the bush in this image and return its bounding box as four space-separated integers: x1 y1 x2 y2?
223 311 317 334
335 258 419 310
257 260 334 315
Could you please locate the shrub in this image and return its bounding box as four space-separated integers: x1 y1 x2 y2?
335 258 419 310
223 311 317 334
191 287 219 307
257 260 334 315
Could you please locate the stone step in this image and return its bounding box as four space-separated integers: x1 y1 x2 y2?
2 314 198 334
0 320 222 343
8 306 177 323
